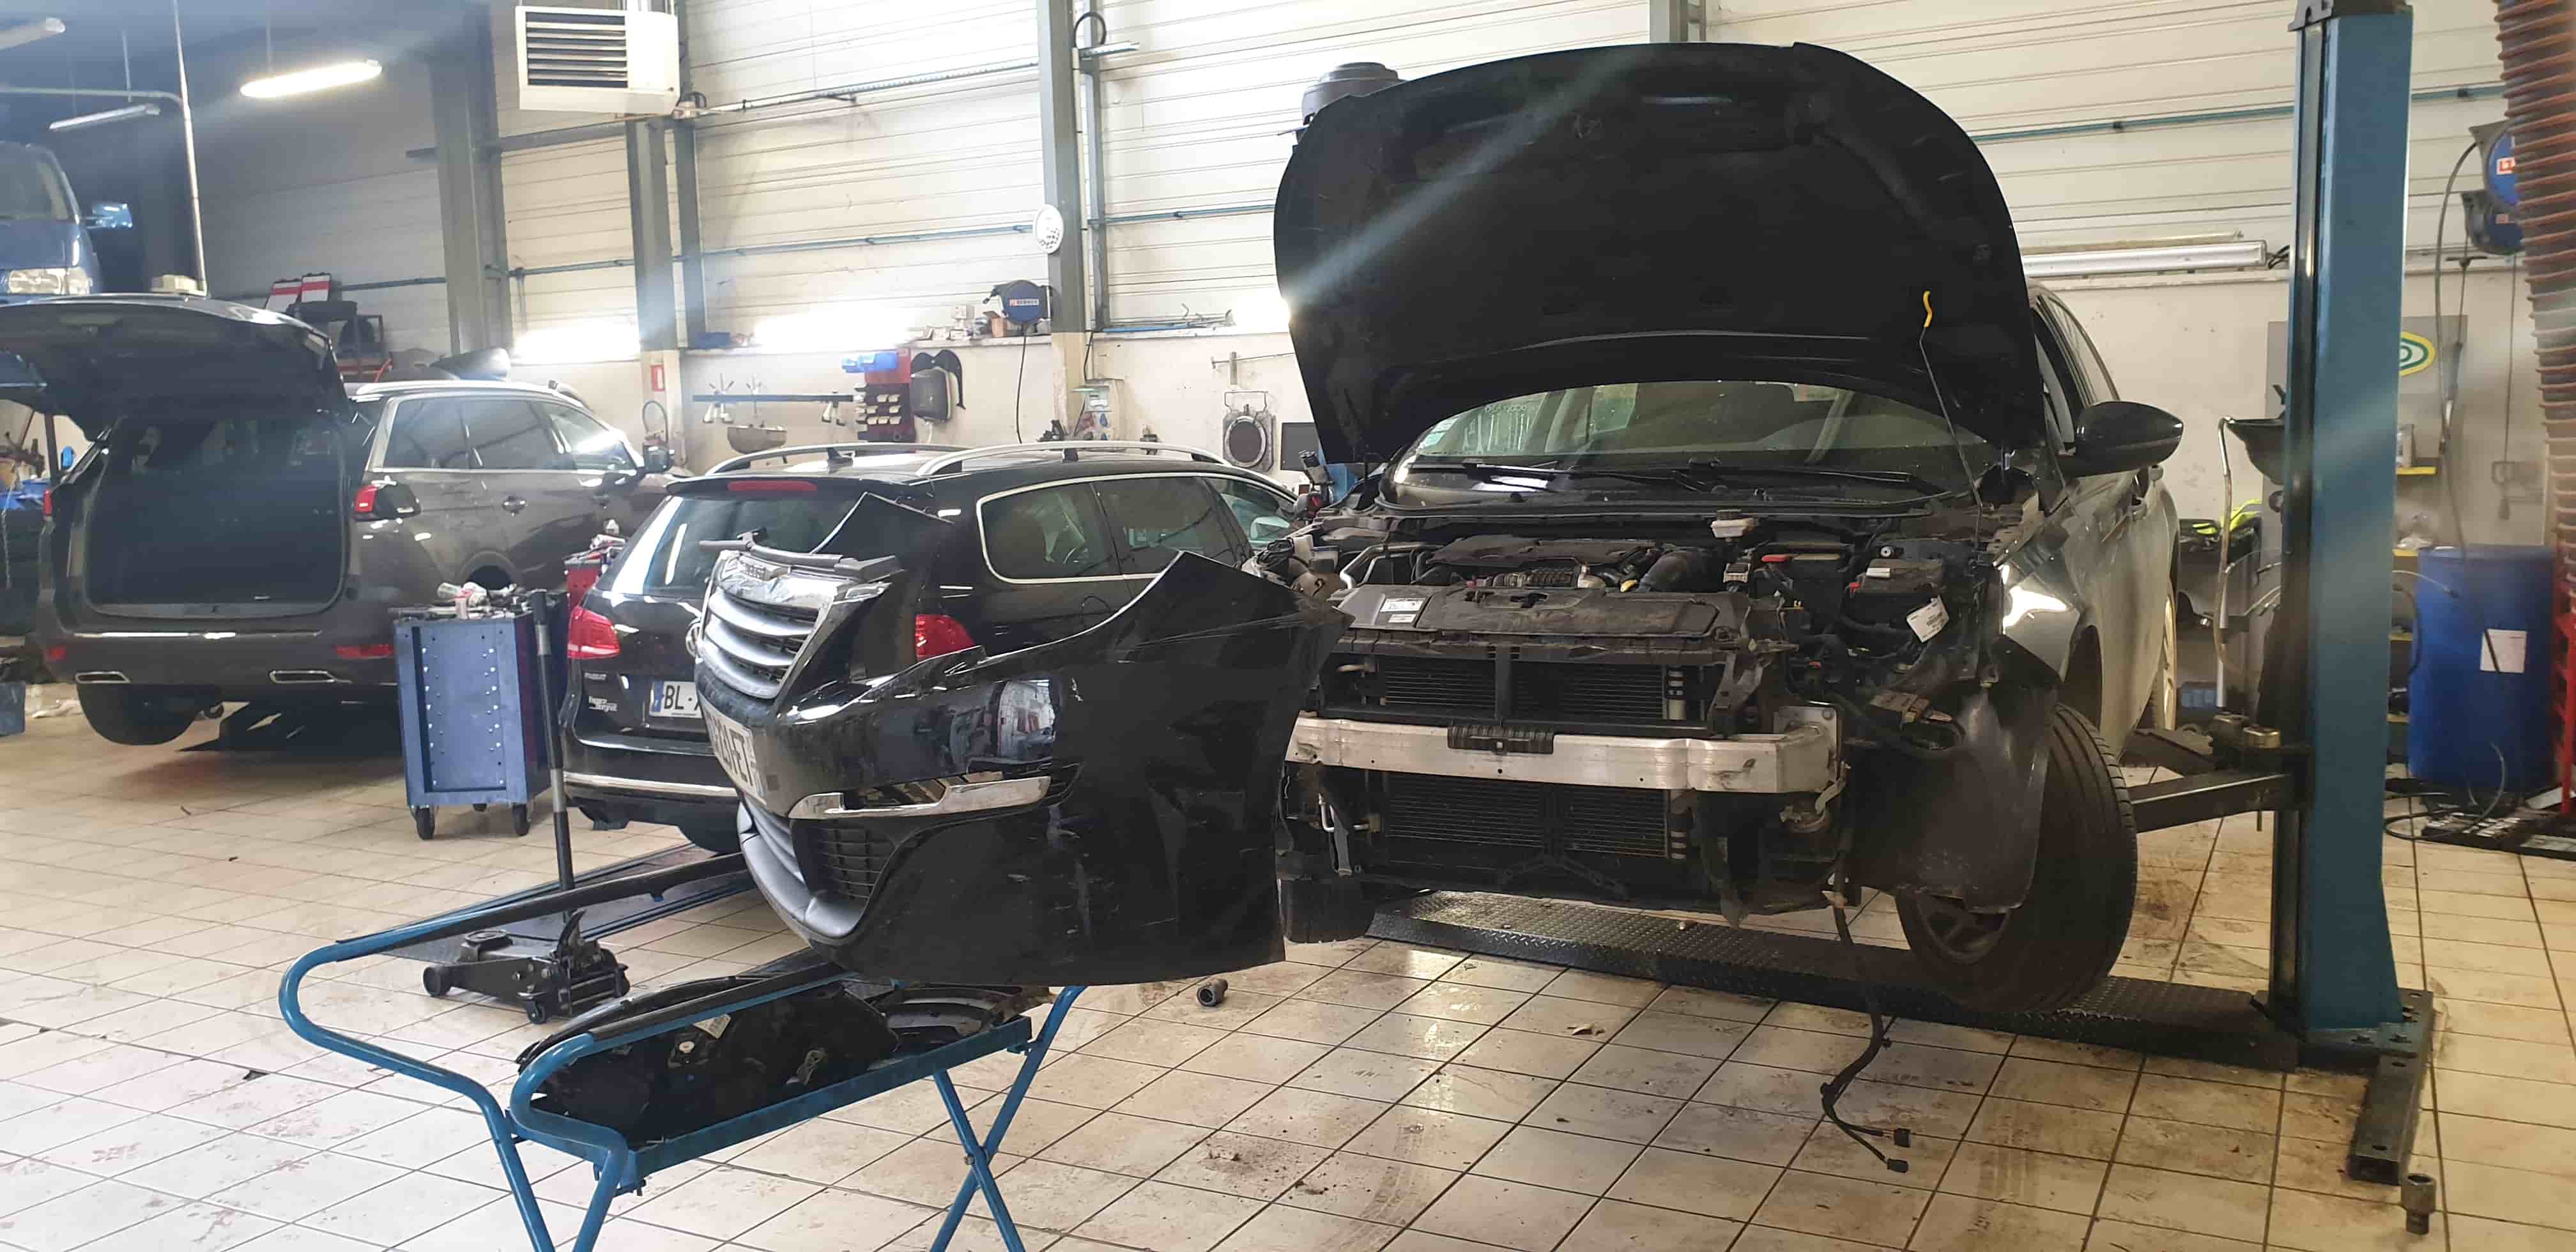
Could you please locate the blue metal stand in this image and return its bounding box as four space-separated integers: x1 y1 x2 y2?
279 857 1080 1252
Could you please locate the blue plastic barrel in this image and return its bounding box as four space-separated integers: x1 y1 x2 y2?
2407 545 2554 792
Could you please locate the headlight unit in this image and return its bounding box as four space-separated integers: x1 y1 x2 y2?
6 268 92 295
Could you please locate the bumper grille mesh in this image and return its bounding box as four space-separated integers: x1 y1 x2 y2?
1381 774 1674 859
808 823 901 906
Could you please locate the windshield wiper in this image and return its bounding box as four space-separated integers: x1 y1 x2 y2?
1679 462 1945 492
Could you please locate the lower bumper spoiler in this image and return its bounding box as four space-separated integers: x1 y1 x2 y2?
1287 714 1839 793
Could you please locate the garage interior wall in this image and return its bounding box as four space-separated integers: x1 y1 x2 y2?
195 28 450 357
204 0 2543 545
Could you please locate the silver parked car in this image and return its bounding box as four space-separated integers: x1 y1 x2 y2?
0 297 672 745
1268 42 2183 1012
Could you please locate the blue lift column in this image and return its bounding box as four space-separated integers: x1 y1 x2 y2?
2267 0 2430 1182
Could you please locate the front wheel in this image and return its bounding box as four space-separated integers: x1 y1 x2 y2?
1897 702 2137 1013
78 686 199 746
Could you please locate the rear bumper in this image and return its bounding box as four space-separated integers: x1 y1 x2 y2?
1287 713 1840 793
38 615 397 694
558 729 736 826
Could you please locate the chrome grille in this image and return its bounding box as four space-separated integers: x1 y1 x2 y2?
697 552 832 702
1380 775 1675 859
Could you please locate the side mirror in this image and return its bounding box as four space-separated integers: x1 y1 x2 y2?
2061 401 2183 478
1298 448 1331 487
641 445 675 475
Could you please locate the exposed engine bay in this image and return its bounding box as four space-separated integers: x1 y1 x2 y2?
1282 504 2030 920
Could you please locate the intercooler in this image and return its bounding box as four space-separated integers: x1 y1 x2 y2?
1376 774 1680 860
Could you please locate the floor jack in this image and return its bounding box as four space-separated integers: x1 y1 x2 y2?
417 590 634 1025
422 910 631 1023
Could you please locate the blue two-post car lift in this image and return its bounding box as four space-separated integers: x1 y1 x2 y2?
273 4 2437 1246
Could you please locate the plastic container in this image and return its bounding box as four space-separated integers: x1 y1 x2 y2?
2407 544 2554 792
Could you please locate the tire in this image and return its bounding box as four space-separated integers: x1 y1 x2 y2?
1280 876 1376 944
1897 702 2138 1013
78 686 197 746
677 817 740 855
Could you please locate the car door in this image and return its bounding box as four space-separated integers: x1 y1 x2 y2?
970 478 1131 652
2037 298 2159 731
536 399 666 535
460 395 595 588
372 395 492 584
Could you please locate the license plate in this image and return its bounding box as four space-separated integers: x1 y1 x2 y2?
649 680 701 719
702 703 760 795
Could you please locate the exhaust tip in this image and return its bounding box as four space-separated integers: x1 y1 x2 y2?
73 671 129 684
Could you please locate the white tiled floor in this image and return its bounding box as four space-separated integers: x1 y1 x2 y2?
2 686 2572 1250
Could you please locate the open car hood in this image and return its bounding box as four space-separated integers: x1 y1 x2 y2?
0 296 344 435
1275 42 2044 463
696 498 1349 986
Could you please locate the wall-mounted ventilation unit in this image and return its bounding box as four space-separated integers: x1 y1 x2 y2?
514 6 680 116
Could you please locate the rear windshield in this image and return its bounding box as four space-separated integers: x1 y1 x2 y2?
0 148 73 222
608 489 856 597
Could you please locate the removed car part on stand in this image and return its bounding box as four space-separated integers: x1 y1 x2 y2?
694 496 1346 986
0 296 669 747
1270 42 2182 1012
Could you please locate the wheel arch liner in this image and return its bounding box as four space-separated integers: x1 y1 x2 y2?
1843 645 2055 910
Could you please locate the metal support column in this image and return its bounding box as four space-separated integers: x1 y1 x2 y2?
1648 0 1705 42
672 0 708 348
430 15 510 353
1036 0 1088 332
2267 0 2428 1185
627 121 678 354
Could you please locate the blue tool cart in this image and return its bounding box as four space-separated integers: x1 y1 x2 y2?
392 603 552 839
282 853 1084 1252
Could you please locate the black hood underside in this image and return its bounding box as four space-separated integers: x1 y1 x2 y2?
1275 42 2044 463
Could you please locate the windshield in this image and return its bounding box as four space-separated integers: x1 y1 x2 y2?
610 491 853 597
1394 381 1989 492
0 148 74 222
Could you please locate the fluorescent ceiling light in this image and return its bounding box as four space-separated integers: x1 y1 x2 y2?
2023 241 2268 279
50 103 161 133
241 58 383 100
0 18 64 52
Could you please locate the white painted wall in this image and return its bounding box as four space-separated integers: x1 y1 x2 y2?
194 33 450 354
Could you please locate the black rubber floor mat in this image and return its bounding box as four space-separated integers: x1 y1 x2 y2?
1370 892 2302 1070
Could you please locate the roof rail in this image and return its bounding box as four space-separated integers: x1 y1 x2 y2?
916 441 1222 476
705 443 965 475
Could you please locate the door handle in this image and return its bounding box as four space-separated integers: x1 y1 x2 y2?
502 496 528 514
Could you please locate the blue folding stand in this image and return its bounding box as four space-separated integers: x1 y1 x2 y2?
280 855 1081 1252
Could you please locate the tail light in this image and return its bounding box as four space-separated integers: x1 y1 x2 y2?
568 602 622 659
43 645 65 663
351 484 380 517
334 643 394 660
915 614 976 659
